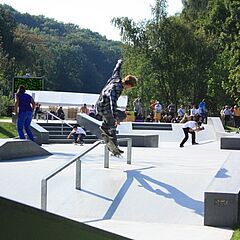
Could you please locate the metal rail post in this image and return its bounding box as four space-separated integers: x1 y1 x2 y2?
104 145 110 168
75 157 81 190
41 179 47 211
104 138 132 168
127 138 132 164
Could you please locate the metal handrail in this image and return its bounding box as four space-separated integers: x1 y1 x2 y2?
37 111 73 134
41 140 102 211
41 138 132 211
104 138 132 168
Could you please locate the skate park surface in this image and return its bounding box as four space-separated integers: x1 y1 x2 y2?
0 118 237 240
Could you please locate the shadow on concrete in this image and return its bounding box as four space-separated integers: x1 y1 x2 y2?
84 166 203 224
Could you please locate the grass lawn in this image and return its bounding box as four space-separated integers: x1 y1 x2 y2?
231 229 240 240
225 125 239 133
0 122 18 138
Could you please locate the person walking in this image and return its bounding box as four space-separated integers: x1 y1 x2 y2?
14 85 36 141
180 120 204 148
96 59 138 153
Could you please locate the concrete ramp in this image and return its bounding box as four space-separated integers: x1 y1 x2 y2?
0 139 51 161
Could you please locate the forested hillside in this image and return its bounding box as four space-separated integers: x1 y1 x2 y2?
0 0 239 117
0 4 122 98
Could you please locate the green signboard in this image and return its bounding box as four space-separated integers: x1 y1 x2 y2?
13 76 44 93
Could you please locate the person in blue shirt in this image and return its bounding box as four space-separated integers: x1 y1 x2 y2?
199 99 207 124
14 85 36 141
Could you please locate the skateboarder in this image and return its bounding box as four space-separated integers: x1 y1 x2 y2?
180 120 204 147
67 125 86 145
96 59 138 154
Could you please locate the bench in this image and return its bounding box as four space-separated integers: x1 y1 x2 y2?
132 123 172 131
221 135 240 150
204 152 240 228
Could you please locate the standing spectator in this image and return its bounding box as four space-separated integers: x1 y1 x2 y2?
14 85 35 141
96 59 138 153
168 102 175 119
133 97 143 121
89 104 96 118
34 103 42 119
223 105 232 127
219 106 225 124
67 125 86 145
233 105 240 128
190 104 200 121
177 105 186 120
57 106 65 120
199 99 207 124
80 103 89 114
150 100 158 122
154 101 162 122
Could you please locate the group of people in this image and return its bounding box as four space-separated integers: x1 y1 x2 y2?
17 59 229 151
220 105 240 128
146 99 207 125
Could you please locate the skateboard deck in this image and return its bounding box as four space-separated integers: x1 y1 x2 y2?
101 133 121 156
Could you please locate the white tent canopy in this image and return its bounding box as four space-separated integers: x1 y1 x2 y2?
26 90 128 109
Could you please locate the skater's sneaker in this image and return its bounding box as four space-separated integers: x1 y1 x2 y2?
179 144 184 148
192 142 199 145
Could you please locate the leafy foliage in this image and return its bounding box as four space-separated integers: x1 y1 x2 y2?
0 1 239 117
0 3 122 109
113 0 240 114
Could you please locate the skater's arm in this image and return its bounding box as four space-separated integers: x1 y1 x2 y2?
112 59 123 79
67 130 74 139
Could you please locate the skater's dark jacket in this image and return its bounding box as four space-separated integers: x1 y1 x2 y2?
96 60 123 119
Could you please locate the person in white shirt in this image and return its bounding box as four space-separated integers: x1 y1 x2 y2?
180 120 204 147
67 125 86 145
154 101 162 122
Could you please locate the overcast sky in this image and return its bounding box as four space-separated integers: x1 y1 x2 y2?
1 0 183 41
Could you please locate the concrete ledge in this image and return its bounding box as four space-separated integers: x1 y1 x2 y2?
221 135 240 150
0 139 51 161
132 123 172 131
117 134 159 147
204 153 240 228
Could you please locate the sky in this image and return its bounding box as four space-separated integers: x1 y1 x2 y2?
0 0 183 41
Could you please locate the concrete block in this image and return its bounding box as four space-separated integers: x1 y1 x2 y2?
117 134 159 147
204 153 240 228
221 135 240 150
0 139 51 161
204 192 240 228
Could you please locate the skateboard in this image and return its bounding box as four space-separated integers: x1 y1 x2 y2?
101 132 121 157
